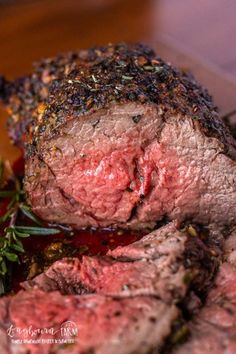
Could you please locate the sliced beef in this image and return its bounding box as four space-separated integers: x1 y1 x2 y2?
23 254 189 301
172 229 236 354
22 222 220 301
173 263 236 354
2 43 236 230
0 289 178 354
1 222 221 354
107 221 187 261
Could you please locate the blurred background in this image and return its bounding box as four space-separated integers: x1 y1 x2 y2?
0 0 236 159
1 0 236 79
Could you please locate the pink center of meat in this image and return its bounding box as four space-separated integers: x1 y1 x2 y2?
54 143 184 224
58 147 153 222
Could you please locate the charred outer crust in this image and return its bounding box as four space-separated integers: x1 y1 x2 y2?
5 43 235 157
5 53 79 146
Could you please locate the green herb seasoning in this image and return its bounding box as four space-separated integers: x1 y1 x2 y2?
0 158 60 295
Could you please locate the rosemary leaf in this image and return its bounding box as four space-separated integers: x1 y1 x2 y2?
7 195 18 211
15 226 60 235
0 209 12 223
0 278 4 295
4 252 18 262
10 243 24 253
13 229 30 238
0 260 7 276
15 238 23 248
19 204 43 226
0 191 16 198
0 156 63 294
2 263 6 274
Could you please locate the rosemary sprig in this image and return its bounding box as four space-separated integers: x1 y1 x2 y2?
0 158 60 294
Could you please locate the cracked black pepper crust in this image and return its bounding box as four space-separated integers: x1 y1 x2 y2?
4 43 236 158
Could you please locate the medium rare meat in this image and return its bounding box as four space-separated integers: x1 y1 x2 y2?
0 290 178 354
23 255 188 300
4 222 219 354
22 222 220 300
2 43 236 230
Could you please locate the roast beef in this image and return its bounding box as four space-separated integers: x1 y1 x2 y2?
172 229 236 354
2 43 236 230
0 290 179 354
173 263 236 354
22 222 220 300
0 222 220 354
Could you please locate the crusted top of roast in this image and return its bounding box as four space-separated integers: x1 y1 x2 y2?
5 43 234 157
